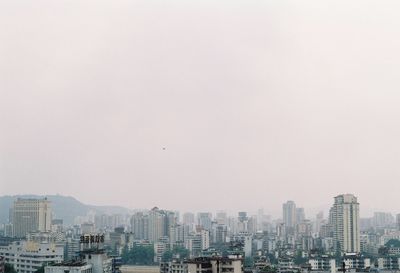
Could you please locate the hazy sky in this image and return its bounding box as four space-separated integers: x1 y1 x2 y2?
1 0 400 217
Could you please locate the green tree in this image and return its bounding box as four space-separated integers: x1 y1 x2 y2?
173 246 189 259
121 245 130 263
244 257 254 267
5 264 17 273
121 245 155 265
162 250 173 261
294 251 307 265
385 239 400 248
161 246 190 262
267 253 277 265
260 265 277 273
34 265 45 273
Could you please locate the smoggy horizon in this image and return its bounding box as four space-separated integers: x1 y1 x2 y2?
0 193 395 219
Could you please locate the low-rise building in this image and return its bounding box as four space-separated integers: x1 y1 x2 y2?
79 249 112 273
160 260 186 273
45 261 92 273
45 249 120 273
0 240 64 273
343 253 370 270
278 257 298 273
308 257 336 273
186 255 243 273
377 257 400 270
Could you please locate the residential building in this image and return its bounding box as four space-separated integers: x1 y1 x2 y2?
283 201 296 230
186 255 243 273
80 249 112 273
160 260 186 273
0 240 63 273
45 262 92 273
12 198 52 238
197 214 212 231
329 194 360 253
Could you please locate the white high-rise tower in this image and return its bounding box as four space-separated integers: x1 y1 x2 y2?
329 194 360 253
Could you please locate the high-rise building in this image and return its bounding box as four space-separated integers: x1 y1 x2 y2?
215 225 227 243
131 212 149 240
396 214 400 230
197 213 212 231
216 211 227 225
329 194 360 253
315 211 324 234
200 230 210 250
257 208 264 230
4 224 13 237
183 213 195 226
169 224 186 249
372 212 393 228
185 234 202 257
237 212 248 233
283 201 297 228
247 216 257 234
296 208 305 223
12 198 52 238
148 207 166 242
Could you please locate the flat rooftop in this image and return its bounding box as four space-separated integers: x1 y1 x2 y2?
50 261 88 267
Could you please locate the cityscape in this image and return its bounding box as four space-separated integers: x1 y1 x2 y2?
1 194 400 273
2 2 400 273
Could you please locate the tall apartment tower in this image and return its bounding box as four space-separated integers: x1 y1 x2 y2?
396 214 400 230
283 201 297 228
148 207 165 242
12 198 52 238
131 212 149 240
197 213 212 231
296 208 305 223
329 194 360 254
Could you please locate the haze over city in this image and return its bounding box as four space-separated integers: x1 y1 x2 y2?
2 0 400 217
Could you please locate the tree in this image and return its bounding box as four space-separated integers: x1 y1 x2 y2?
121 245 130 263
267 253 277 265
293 251 307 265
5 264 17 273
35 265 45 273
244 257 254 267
385 239 400 248
161 246 190 262
172 246 189 259
260 265 277 273
162 250 173 261
121 245 155 265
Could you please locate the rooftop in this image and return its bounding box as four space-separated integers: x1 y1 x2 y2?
50 261 87 267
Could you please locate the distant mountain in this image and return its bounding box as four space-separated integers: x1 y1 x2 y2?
0 194 132 225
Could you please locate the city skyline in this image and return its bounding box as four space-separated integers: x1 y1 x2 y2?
2 194 400 273
0 193 398 220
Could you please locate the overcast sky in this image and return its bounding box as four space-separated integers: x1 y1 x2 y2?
1 0 400 217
